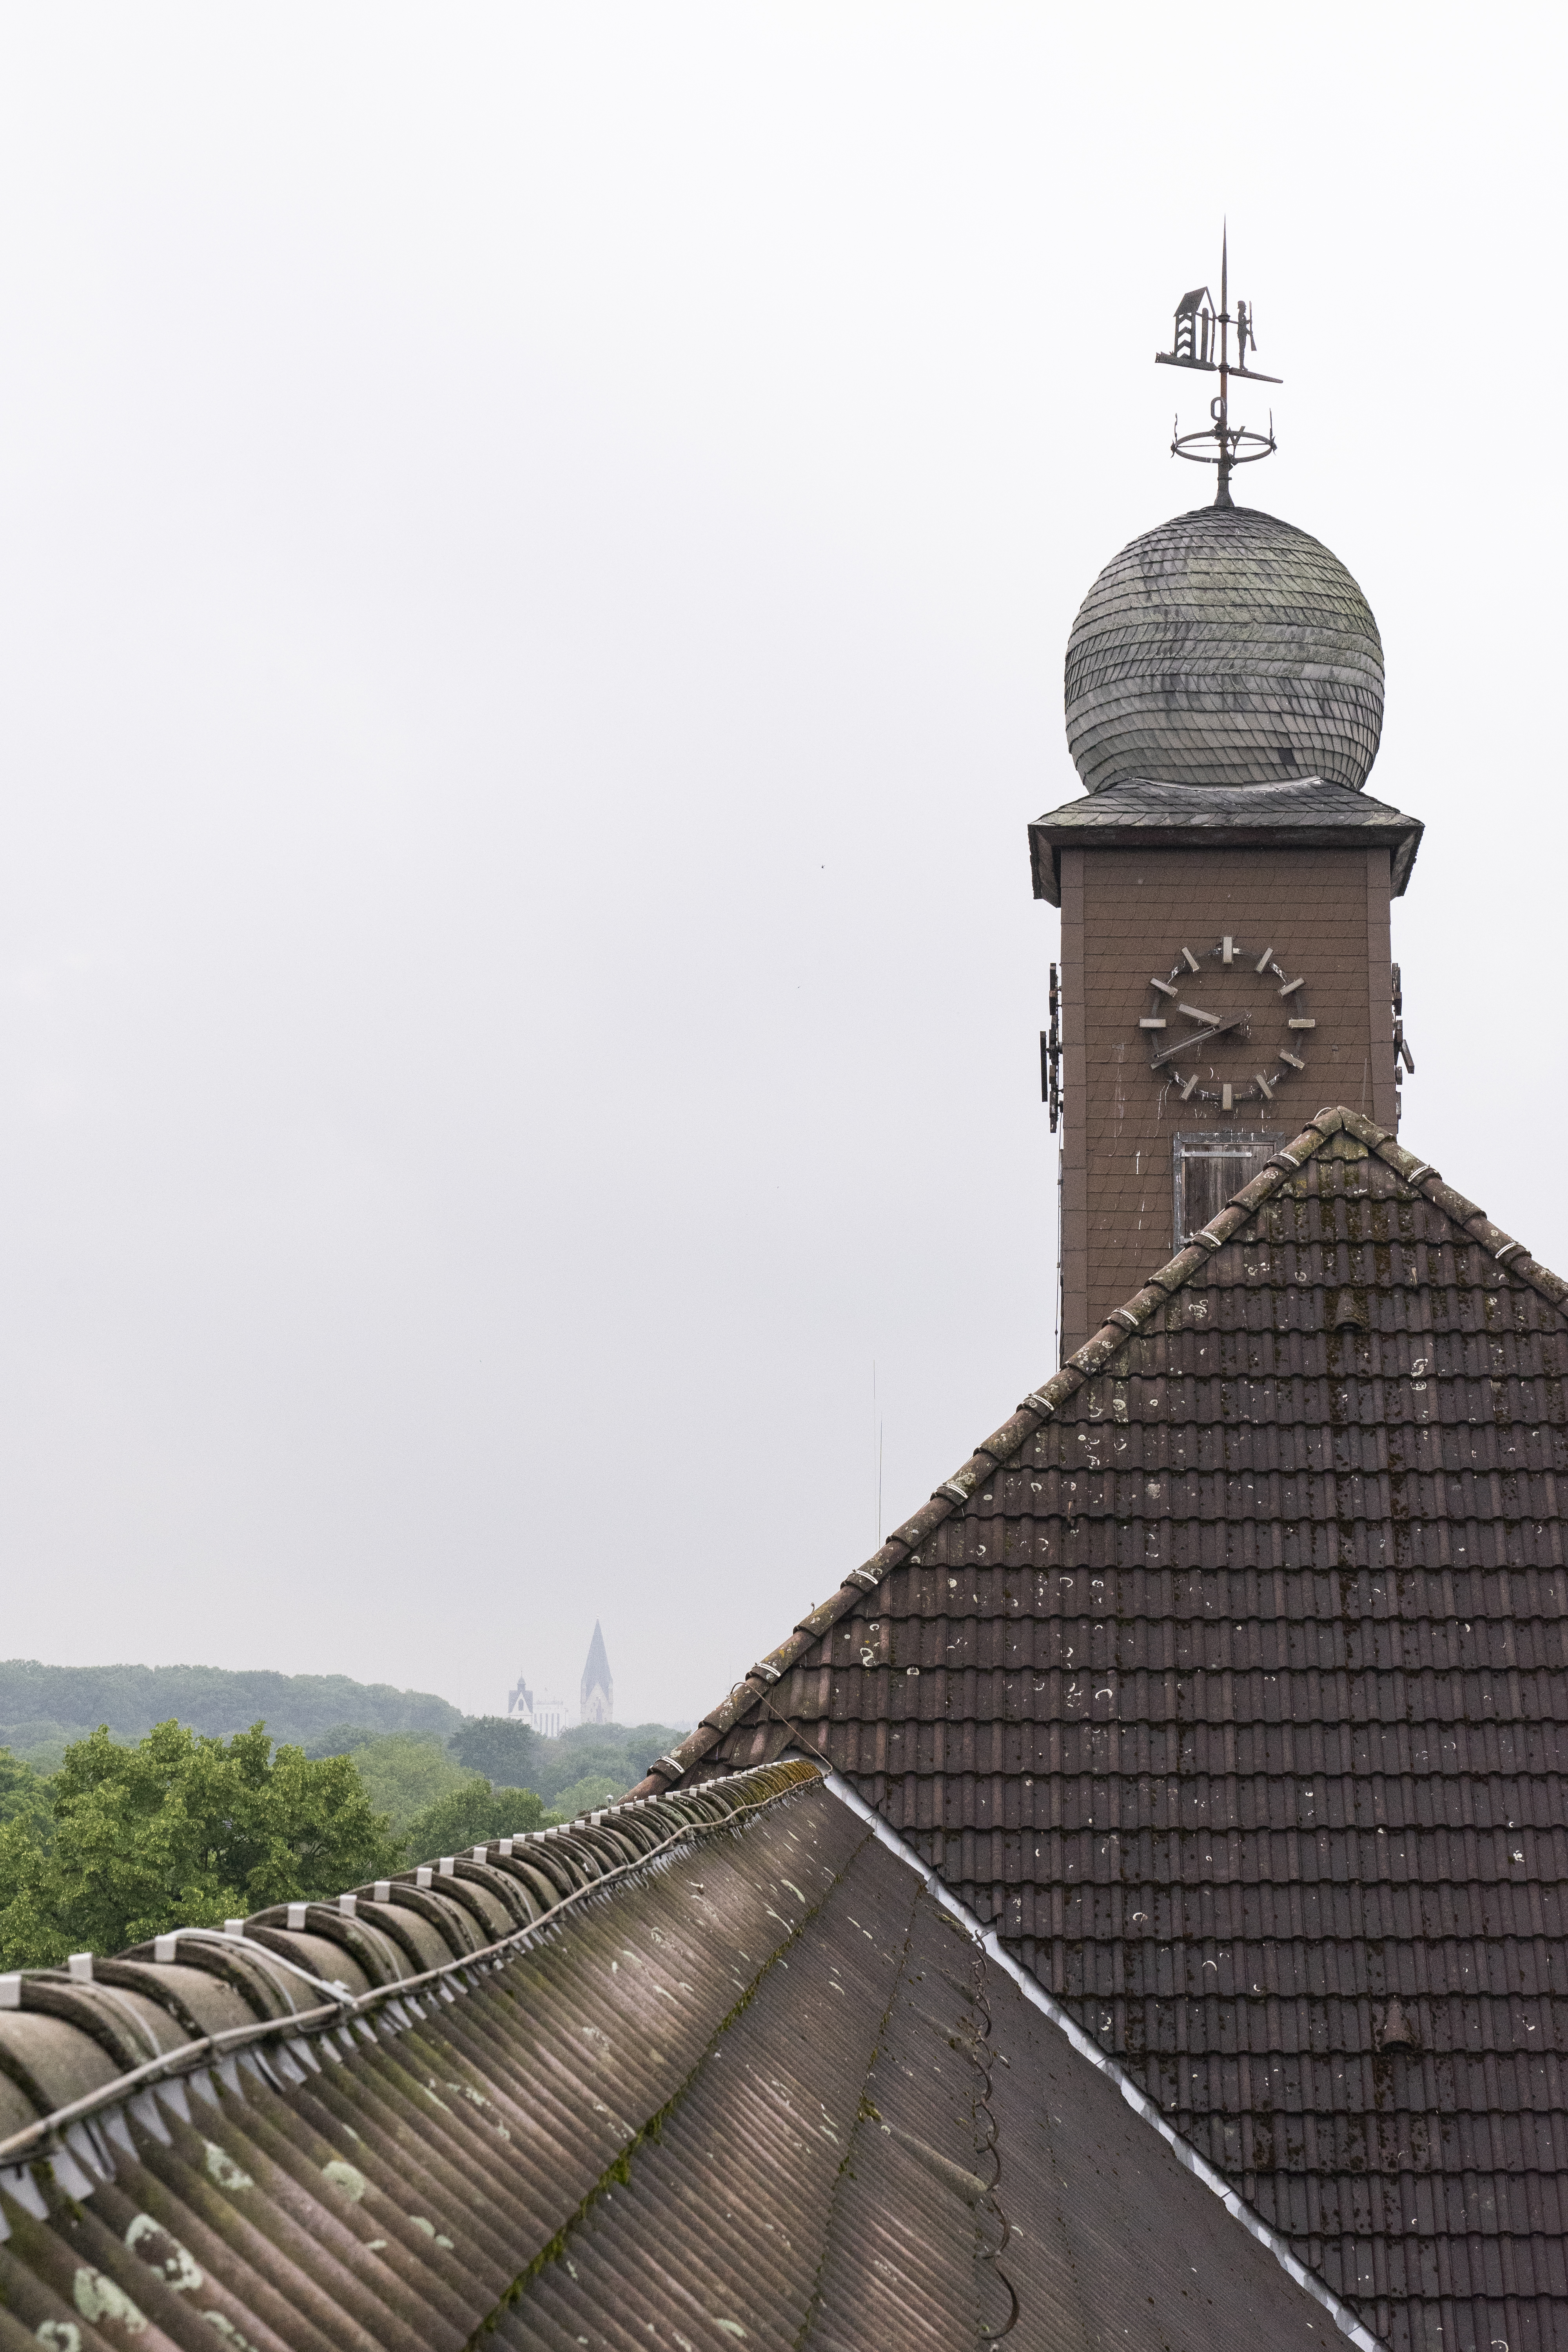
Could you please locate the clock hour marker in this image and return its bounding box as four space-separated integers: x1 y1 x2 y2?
1178 1074 1199 1100
1221 1083 1234 1111
1181 946 1200 972
1287 1018 1316 1030
1177 1001 1221 1024
1139 1018 1167 1029
1254 946 1274 973
1280 1050 1306 1069
1255 1072 1274 1099
1221 935 1235 964
1150 976 1177 997
1279 976 1305 997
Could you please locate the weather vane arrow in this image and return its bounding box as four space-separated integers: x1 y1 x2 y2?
1155 225 1281 506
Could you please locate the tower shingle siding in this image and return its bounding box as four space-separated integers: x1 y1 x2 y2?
1057 840 1399 1350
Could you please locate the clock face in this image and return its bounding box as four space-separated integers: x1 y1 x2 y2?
1139 933 1313 1111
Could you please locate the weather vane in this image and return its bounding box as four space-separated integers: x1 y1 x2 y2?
1156 227 1281 507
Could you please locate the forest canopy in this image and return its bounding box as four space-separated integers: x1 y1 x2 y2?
0 1659 462 1769
302 1719 686 1809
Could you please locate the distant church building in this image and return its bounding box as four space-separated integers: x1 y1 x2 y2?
506 1671 566 1739
579 1621 613 1724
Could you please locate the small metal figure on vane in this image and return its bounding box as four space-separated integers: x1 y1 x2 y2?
1156 226 1281 506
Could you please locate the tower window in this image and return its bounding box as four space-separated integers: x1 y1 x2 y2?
1172 1131 1285 1247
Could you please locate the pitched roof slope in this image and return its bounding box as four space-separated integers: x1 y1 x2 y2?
0 1766 1343 2351
648 1106 1568 2352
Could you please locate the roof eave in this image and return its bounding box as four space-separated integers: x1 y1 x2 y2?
1027 777 1425 905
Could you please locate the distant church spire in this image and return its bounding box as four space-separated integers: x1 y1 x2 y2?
579 1622 613 1726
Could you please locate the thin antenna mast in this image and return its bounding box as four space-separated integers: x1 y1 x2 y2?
1155 226 1281 505
873 1361 882 1547
1218 223 1230 495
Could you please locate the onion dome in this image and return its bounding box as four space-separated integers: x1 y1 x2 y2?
1064 504 1384 793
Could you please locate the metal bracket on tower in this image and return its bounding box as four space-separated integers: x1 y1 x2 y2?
1042 964 1062 1132
1392 962 1415 1095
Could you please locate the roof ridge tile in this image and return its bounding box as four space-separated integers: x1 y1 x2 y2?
1347 1110 1566 1303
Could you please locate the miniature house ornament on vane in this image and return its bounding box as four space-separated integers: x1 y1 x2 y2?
1157 227 1280 507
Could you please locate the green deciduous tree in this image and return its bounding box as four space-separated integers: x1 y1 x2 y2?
400 1777 551 1866
0 1719 401 1967
338 1732 470 1828
0 1748 50 1837
446 1715 537 1788
526 1722 686 1804
550 1773 621 1821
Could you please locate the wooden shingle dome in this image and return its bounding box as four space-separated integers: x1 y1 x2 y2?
1064 503 1385 793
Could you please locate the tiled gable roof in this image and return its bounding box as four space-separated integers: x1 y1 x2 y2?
647 1105 1568 2352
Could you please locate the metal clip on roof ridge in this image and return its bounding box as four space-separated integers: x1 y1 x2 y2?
145 1926 357 2007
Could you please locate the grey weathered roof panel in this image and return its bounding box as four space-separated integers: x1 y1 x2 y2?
0 1763 1350 2349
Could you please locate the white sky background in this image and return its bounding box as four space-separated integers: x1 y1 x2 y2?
0 5 1559 1728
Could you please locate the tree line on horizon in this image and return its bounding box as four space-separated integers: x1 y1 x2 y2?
0 1658 465 1768
0 1709 688 1970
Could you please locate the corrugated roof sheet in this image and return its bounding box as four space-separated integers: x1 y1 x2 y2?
664 1105 1568 2352
0 1763 1346 2349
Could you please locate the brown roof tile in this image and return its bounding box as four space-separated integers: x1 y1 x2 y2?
657 1105 1568 2352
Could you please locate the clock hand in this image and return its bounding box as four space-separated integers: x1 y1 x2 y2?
1148 1009 1249 1069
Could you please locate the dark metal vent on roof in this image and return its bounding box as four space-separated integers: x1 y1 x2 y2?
1378 1998 1418 2050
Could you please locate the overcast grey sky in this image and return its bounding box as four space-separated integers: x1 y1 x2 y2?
0 5 1558 1727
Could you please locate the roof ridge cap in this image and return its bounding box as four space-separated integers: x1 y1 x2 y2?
1349 1110 1568 1319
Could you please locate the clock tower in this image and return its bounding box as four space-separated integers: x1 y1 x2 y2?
1031 250 1423 1357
